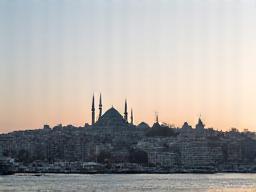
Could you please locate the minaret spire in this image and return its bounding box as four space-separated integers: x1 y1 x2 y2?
91 94 95 125
130 109 133 125
98 93 102 119
124 99 128 122
155 112 159 124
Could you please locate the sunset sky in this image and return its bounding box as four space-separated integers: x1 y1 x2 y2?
1 0 256 133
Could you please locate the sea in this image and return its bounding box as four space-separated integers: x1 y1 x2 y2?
0 174 256 192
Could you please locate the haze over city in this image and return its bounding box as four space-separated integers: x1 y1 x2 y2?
1 0 256 133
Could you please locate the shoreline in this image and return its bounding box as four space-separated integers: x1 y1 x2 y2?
8 170 256 175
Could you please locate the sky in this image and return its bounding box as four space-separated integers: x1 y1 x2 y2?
0 0 256 133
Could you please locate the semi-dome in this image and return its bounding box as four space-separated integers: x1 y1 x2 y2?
95 107 127 127
137 122 150 129
181 122 192 130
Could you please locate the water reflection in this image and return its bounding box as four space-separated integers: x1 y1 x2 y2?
0 174 256 192
208 188 256 192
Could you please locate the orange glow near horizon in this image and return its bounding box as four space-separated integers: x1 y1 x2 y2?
0 90 255 133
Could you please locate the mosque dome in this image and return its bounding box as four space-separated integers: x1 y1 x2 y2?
95 107 127 127
137 122 150 129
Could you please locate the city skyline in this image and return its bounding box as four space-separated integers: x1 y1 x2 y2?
0 92 252 133
1 0 256 133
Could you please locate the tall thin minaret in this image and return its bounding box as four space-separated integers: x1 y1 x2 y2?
130 109 133 125
91 94 95 125
155 112 159 123
99 93 102 119
124 99 128 122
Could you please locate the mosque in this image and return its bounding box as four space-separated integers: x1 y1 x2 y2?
84 94 147 145
90 94 135 128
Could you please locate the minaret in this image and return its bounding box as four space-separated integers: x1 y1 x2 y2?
99 93 102 119
91 94 95 125
130 109 133 125
155 112 159 123
124 99 128 122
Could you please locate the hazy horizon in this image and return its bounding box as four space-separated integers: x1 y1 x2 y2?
1 0 256 133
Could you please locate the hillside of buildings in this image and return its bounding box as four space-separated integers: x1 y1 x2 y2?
1 104 256 174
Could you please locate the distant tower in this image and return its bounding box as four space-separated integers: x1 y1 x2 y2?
99 93 102 119
196 117 205 130
91 94 95 125
155 112 159 123
130 109 133 125
124 99 128 122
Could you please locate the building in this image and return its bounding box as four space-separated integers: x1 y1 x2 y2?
148 152 178 167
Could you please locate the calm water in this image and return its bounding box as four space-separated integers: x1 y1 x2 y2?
0 174 256 192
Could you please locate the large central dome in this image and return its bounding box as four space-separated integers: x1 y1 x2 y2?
95 107 127 127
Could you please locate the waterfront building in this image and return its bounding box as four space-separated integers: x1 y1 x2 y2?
148 152 178 168
227 142 242 163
